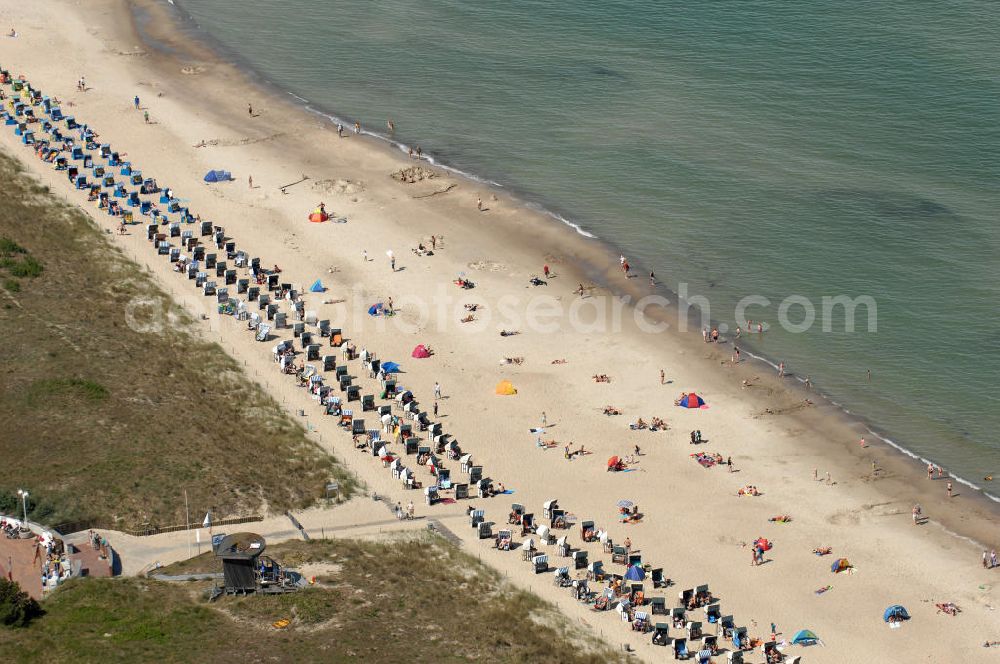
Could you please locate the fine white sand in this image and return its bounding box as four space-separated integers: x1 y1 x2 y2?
2 1 999 660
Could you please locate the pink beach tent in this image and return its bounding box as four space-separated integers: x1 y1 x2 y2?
411 344 432 359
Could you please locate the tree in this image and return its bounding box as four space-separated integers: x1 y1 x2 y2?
0 578 43 627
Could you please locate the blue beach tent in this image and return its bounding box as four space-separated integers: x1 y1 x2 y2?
203 169 232 183
883 605 909 622
624 565 646 581
382 361 401 374
368 303 384 316
309 279 325 293
791 629 819 645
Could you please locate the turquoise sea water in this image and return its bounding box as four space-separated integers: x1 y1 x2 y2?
173 0 1000 488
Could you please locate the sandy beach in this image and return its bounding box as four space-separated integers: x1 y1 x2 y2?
2 0 1000 660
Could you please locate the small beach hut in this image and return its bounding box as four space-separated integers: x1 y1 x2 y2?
791 629 819 645
495 380 517 395
679 393 706 408
411 344 431 359
831 558 852 573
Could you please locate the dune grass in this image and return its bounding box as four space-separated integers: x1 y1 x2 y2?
0 149 355 531
4 534 622 663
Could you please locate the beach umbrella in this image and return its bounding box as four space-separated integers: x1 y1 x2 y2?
616 500 634 509
607 456 620 468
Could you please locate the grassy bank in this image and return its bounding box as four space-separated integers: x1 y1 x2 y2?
0 150 355 530
3 534 621 663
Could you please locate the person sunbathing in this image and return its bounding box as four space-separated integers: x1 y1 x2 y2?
629 418 648 430
464 303 479 311
551 358 567 364
812 547 832 556
936 602 959 616
593 374 610 382
768 515 792 522
603 406 622 416
650 417 666 430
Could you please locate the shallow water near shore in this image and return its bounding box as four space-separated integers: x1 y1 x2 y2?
171 0 1000 486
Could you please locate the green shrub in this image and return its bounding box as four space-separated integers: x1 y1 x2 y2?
0 578 43 627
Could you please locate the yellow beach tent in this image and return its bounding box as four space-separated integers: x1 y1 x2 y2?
495 380 517 396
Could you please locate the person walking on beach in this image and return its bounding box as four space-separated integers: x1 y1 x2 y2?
777 362 785 377
727 456 733 472
541 411 547 427
992 550 998 568
337 123 345 137
937 465 944 479
354 121 361 134
387 119 395 133
476 196 483 211
732 347 741 364
416 146 422 159
434 382 442 400
947 481 953 498
702 327 709 343
133 95 140 110
406 500 414 519
543 264 550 279
649 271 656 287
928 463 934 480
859 437 866 448
433 401 438 417
248 175 253 189
389 251 396 271
143 110 150 124
362 249 367 263
660 369 665 385
805 375 811 390
248 102 253 116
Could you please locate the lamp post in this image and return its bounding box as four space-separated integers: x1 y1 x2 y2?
16 489 31 538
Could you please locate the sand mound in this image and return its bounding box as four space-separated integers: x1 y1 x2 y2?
392 166 437 184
